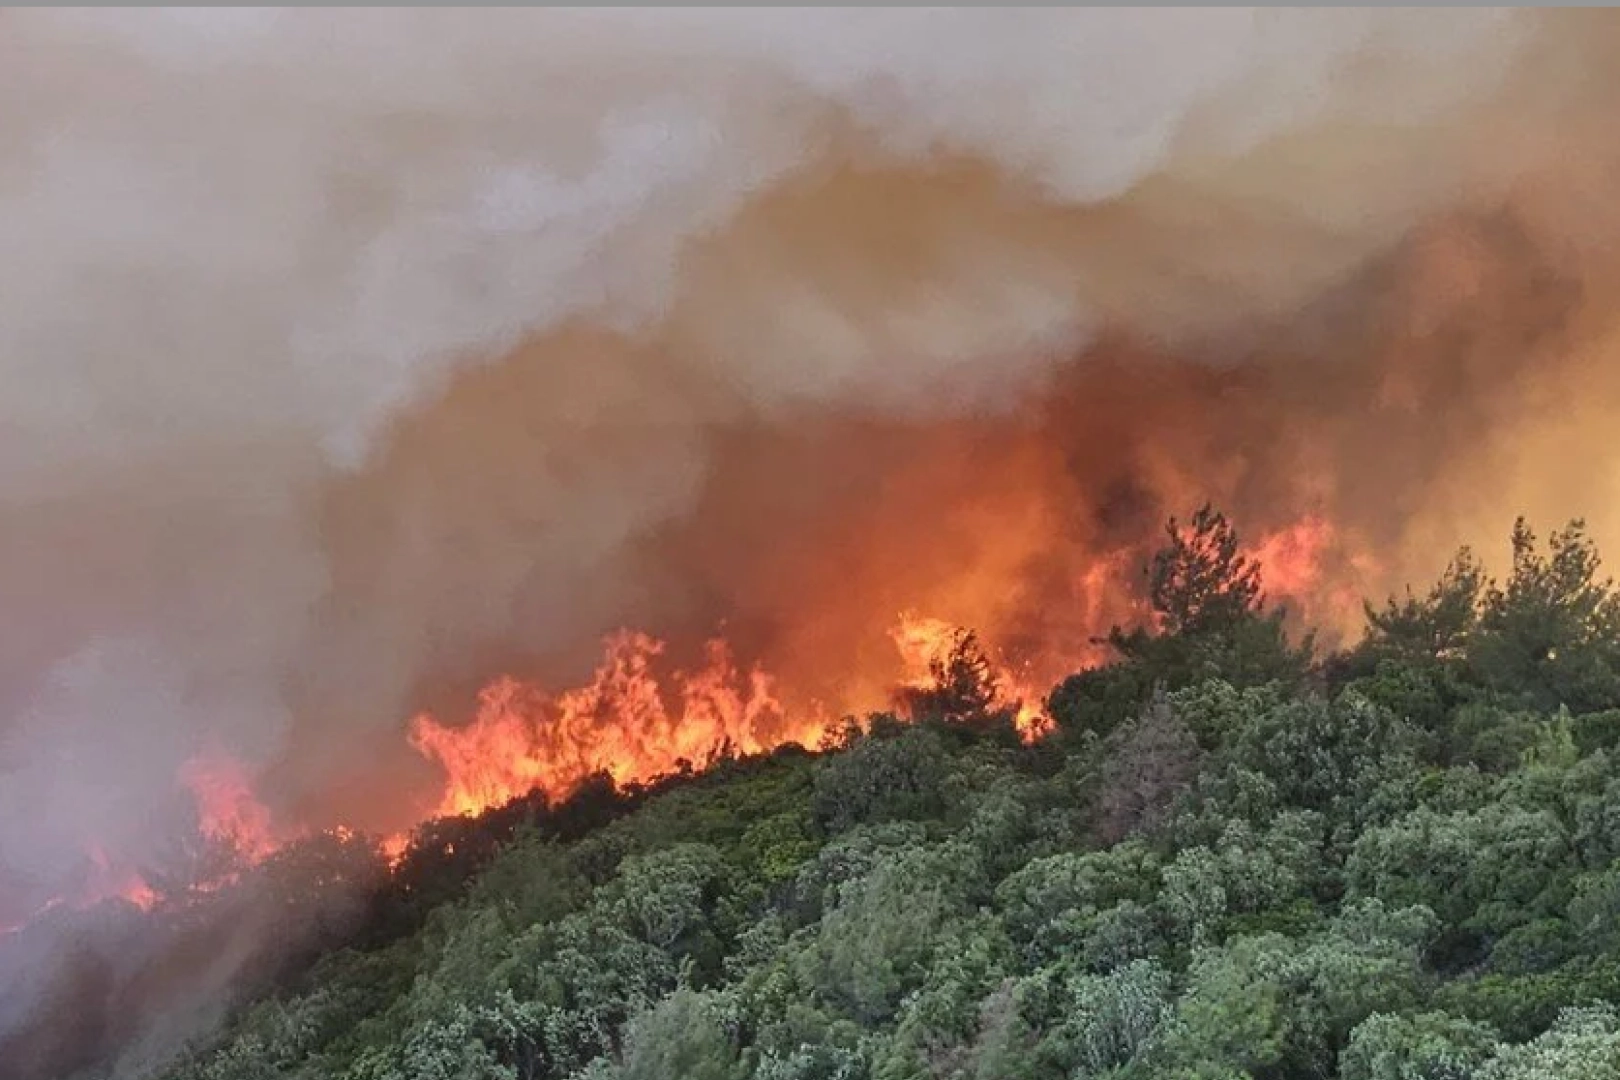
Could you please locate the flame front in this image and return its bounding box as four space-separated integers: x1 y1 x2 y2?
402 509 1352 823
299 508 1365 830
889 613 1056 742
85 844 157 913
178 752 281 865
6 508 1356 934
408 604 1122 824
407 633 804 819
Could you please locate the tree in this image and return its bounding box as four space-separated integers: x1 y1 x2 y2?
1155 902 1436 1078
810 724 951 833
1345 803 1573 941
1470 518 1620 714
1336 550 1487 735
1030 959 1174 1077
1115 504 1314 680
896 629 1009 730
1092 690 1202 844
1477 1005 1620 1079
1365 550 1486 664
1340 1011 1499 1080
994 842 1162 966
1146 503 1265 639
800 841 982 1027
1053 506 1312 739
615 988 738 1080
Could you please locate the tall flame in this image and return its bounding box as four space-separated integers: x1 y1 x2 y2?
7 509 1351 933
407 632 802 819
178 752 280 864
889 613 1056 742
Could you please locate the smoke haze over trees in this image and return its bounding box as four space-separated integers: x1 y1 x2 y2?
10 511 1620 1079
10 8 1620 932
14 9 1620 1080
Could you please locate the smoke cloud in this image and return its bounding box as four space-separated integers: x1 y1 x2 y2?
3 7 1620 951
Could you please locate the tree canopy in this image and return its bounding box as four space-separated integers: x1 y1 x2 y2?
16 509 1620 1080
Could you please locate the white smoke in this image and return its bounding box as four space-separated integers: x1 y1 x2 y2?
0 6 1580 924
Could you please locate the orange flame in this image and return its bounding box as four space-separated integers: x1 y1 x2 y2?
1252 515 1333 605
401 510 1354 821
7 507 1364 939
84 844 157 912
408 612 1079 825
178 752 280 864
1249 514 1375 642
407 632 807 819
889 612 1054 741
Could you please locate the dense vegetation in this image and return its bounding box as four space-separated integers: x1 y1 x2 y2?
31 508 1620 1079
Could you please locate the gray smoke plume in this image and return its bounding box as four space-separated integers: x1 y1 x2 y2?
1 9 1616 960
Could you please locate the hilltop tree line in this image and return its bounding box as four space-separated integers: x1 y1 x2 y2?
15 507 1620 1080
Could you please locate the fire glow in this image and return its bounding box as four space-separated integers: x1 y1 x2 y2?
4 509 1352 934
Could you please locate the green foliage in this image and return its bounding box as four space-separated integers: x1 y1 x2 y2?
1029 958 1175 1077
1476 1005 1620 1079
1472 519 1620 714
1110 505 1315 688
1155 901 1437 1078
1050 507 1313 742
107 512 1620 1080
798 840 986 1026
1362 549 1486 669
995 841 1162 966
1340 1011 1499 1080
611 988 739 1080
1209 687 1420 835
1346 803 1572 937
811 723 951 833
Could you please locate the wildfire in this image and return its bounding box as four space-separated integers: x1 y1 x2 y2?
890 613 1055 741
178 752 281 864
85 845 158 913
1249 515 1378 642
7 508 1357 938
407 632 806 819
407 607 1095 826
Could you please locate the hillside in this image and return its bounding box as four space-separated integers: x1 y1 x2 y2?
32 509 1620 1080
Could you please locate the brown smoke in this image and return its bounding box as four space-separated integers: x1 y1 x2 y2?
4 8 1620 935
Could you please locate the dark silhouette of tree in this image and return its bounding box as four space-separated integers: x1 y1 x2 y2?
1470 517 1620 713
1362 548 1486 666
1146 503 1265 638
896 628 1009 728
1052 505 1311 738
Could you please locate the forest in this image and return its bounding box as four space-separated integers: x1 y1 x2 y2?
14 507 1620 1080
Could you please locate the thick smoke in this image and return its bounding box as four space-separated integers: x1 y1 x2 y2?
2 8 1618 950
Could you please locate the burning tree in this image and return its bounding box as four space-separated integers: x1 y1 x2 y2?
894 627 1022 734
900 628 997 715
1050 505 1314 738
1145 503 1266 639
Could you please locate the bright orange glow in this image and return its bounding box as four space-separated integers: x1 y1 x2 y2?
1251 515 1333 606
1249 514 1374 641
889 612 1054 741
9 507 1370 939
85 844 157 912
397 509 1361 821
379 833 411 866
407 632 805 819
178 752 280 864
